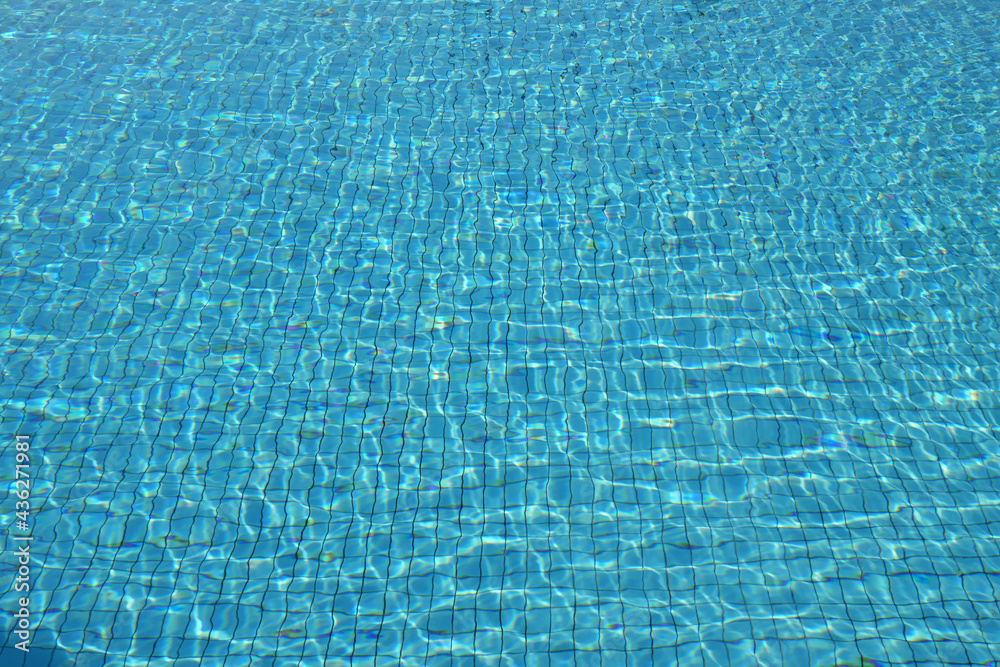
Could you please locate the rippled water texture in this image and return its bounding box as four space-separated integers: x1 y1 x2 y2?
0 0 998 664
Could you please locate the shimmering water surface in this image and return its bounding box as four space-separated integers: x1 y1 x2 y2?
1 0 999 664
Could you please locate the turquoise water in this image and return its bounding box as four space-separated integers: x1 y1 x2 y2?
1 0 999 664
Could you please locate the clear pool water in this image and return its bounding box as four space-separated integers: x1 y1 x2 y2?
1 0 999 664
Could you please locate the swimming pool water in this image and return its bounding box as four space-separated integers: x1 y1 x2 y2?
1 0 999 664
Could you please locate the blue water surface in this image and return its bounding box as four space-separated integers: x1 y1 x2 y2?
0 0 999 664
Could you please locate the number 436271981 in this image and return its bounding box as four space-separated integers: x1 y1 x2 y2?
15 441 29 529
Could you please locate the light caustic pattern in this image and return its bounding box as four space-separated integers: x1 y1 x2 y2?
0 0 998 664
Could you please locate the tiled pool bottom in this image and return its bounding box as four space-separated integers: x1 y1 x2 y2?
1 0 1000 664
